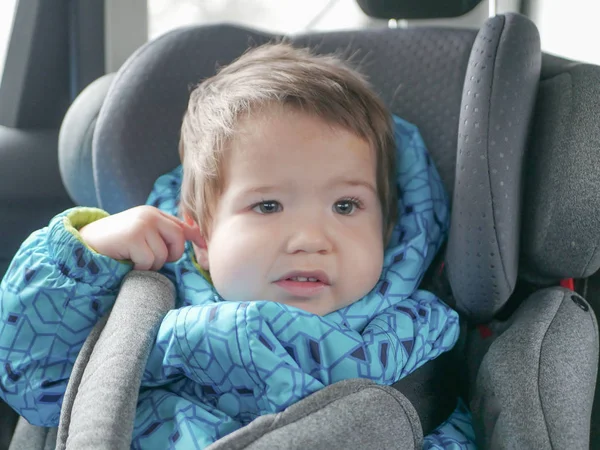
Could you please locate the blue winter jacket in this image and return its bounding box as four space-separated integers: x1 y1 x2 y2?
0 117 464 448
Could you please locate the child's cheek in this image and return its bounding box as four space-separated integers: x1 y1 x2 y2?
208 254 256 303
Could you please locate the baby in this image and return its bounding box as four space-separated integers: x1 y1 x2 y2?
0 44 474 448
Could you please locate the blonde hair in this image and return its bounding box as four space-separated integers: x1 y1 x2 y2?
180 43 397 242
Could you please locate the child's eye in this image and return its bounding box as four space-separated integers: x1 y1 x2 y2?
252 200 282 214
334 198 362 215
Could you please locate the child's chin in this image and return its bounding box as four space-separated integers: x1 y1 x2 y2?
276 299 328 316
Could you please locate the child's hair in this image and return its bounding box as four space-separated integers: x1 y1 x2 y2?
180 42 397 242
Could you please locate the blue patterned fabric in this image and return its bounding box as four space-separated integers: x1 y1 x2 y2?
0 116 475 448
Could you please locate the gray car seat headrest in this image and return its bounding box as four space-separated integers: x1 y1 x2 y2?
445 14 541 322
520 55 600 284
59 73 116 207
356 0 484 19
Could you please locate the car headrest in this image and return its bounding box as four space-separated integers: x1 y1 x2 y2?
356 0 484 19
58 73 116 207
444 13 541 322
520 55 600 283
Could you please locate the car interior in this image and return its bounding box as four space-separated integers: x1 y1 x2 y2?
1 0 600 449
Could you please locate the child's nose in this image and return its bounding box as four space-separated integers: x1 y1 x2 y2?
285 222 333 255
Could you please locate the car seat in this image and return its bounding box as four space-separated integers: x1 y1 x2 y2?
5 3 600 449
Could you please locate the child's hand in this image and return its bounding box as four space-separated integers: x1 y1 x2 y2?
79 206 203 271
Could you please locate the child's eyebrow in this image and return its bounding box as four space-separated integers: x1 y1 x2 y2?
234 178 376 198
327 177 377 194
234 185 279 197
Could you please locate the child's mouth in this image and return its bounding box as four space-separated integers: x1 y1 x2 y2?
287 276 319 282
274 271 330 297
274 278 327 297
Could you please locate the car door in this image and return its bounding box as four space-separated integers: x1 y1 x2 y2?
0 0 110 279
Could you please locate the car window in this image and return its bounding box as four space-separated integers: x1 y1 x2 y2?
147 0 377 39
0 0 17 86
526 0 600 65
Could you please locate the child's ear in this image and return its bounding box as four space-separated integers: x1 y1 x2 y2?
183 212 210 271
193 242 210 271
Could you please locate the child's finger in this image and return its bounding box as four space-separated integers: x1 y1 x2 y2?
129 242 155 271
155 218 187 262
156 208 188 227
155 209 203 246
182 221 204 247
145 232 169 271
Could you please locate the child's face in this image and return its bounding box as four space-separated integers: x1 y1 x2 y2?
194 107 384 316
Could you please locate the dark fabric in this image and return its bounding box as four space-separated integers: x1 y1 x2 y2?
520 61 600 282
206 379 423 450
445 13 541 323
578 273 600 450
468 287 598 449
58 73 116 207
356 0 483 19
538 52 579 80
0 400 19 450
92 24 477 213
392 345 460 436
415 246 468 429
0 127 74 280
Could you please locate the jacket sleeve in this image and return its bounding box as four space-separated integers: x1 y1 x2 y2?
0 207 132 426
